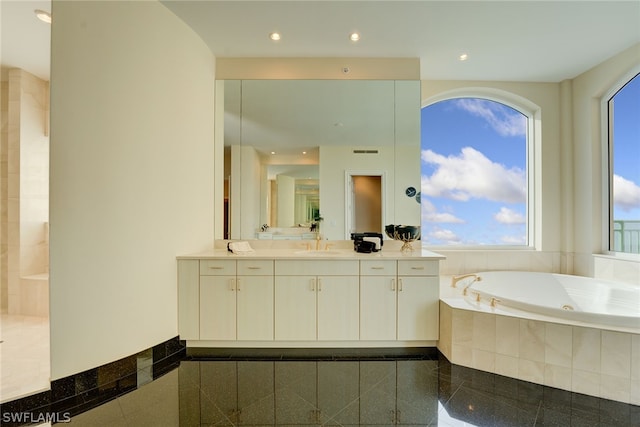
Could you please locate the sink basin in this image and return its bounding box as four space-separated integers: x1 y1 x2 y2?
294 250 343 256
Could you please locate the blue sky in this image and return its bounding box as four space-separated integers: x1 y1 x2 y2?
421 77 640 246
612 74 640 221
421 98 527 245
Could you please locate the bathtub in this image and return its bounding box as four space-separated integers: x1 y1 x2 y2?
455 271 639 330
439 271 640 404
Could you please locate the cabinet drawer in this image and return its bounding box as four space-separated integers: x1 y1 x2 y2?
275 260 359 276
237 260 274 275
200 259 236 276
360 260 397 276
398 260 438 276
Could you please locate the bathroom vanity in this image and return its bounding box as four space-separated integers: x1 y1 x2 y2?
177 244 444 348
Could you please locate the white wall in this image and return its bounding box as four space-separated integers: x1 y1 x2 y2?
49 1 214 379
320 145 396 240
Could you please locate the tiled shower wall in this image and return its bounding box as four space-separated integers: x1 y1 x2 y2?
1 69 49 314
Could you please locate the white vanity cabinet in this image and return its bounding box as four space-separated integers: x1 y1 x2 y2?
274 260 359 341
199 259 274 341
178 250 443 347
360 259 439 341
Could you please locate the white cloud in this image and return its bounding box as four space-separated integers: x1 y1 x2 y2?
500 234 527 245
421 147 526 204
421 198 464 223
428 227 462 245
613 174 640 211
494 207 525 224
454 98 526 137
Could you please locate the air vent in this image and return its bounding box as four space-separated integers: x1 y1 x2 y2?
352 149 379 154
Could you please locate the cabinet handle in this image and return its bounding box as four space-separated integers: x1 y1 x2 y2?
398 279 403 291
247 266 261 270
391 278 395 291
371 266 384 270
411 266 425 270
310 278 315 291
237 278 241 291
209 266 224 270
318 278 322 291
230 278 235 291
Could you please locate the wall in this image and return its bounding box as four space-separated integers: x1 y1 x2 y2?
49 1 214 379
0 69 50 315
571 43 640 282
0 77 7 312
421 45 640 286
320 145 395 240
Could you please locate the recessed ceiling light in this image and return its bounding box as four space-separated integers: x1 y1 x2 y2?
269 32 281 41
349 32 360 42
271 151 276 155
302 151 307 155
459 53 469 61
34 9 51 24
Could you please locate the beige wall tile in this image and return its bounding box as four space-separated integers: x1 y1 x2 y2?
451 344 472 368
600 374 630 403
571 369 600 396
496 315 519 357
518 359 544 384
545 323 572 367
472 311 496 352
472 349 495 372
495 354 519 378
601 330 631 378
519 319 545 363
631 380 640 406
573 326 601 373
632 334 640 381
544 364 572 390
451 309 473 346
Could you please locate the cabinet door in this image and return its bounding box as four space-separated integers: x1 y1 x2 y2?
317 276 359 341
397 276 439 341
236 276 273 341
236 276 274 341
360 276 397 340
200 276 236 340
275 276 316 341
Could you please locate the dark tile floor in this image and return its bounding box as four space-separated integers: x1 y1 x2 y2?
65 350 640 426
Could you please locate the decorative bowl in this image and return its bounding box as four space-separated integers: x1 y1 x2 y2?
385 225 421 252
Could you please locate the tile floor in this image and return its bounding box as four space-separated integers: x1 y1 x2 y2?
0 314 50 403
65 354 640 426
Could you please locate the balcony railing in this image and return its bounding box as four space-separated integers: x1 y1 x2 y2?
613 220 640 254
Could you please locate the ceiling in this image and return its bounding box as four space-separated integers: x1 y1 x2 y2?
1 1 639 82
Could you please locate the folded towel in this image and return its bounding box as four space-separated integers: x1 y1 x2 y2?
363 236 381 251
227 241 255 254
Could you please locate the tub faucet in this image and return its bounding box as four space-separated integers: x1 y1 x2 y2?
451 274 482 295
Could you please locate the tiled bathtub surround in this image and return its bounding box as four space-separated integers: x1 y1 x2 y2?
439 300 640 405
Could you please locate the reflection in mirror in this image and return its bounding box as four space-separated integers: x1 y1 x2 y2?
221 80 420 241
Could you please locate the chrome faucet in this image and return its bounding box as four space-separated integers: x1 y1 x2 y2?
451 274 482 296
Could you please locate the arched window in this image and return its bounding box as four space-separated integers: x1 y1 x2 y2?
421 97 530 246
606 73 640 254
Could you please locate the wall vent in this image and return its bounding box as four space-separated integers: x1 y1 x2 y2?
352 149 379 154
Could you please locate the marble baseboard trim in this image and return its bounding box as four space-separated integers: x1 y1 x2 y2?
0 336 185 426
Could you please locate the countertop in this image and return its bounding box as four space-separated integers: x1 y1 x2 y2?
177 247 445 261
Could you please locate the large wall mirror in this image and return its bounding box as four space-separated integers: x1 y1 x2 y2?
219 79 421 241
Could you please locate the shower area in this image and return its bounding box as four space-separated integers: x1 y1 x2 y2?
1 68 50 401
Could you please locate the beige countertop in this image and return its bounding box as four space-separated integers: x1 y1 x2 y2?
177 241 445 261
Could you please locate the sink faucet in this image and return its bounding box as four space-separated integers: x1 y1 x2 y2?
315 232 321 250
